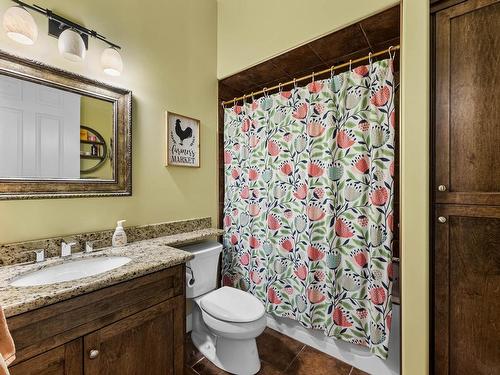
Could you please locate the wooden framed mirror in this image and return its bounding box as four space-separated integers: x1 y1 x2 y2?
0 50 132 199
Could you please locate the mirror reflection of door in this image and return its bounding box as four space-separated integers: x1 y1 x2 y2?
0 74 114 180
0 75 81 178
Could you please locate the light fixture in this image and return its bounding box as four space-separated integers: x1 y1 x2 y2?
3 0 124 74
58 28 86 62
101 47 123 76
2 5 38 45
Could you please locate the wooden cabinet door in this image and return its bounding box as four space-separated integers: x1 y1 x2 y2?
83 296 184 375
9 339 82 375
434 0 500 205
434 205 500 374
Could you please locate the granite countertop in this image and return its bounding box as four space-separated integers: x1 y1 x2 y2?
0 228 223 318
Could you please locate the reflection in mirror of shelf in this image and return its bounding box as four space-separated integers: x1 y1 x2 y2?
80 126 108 175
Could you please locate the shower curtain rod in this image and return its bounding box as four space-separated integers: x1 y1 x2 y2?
221 44 400 106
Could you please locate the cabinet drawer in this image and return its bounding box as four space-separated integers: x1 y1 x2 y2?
8 265 184 364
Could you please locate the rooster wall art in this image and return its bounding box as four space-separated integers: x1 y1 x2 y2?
175 119 193 145
166 112 200 167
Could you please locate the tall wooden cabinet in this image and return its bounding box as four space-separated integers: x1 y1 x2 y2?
431 0 500 373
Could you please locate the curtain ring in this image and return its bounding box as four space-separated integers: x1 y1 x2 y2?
233 97 236 107
348 59 352 71
278 83 282 94
368 52 373 67
242 94 247 113
388 46 395 60
221 101 226 109
311 72 315 83
251 91 255 103
293 78 297 89
241 95 246 114
263 87 268 98
330 66 335 79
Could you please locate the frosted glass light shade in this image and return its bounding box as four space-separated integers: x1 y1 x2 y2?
101 47 123 76
58 29 86 62
2 6 38 45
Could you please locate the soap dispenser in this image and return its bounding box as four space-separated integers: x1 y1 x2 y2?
112 220 127 247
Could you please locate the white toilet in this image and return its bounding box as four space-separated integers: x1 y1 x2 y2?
181 241 266 375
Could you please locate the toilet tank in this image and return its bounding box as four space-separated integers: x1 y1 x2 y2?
179 240 222 298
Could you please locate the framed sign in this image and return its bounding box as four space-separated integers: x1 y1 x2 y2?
165 111 200 167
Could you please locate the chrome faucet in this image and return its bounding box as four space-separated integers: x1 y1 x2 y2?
61 241 76 258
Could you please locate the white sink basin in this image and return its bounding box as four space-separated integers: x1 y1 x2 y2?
10 256 132 287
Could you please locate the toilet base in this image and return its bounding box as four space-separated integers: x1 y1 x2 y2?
191 330 261 375
190 290 265 375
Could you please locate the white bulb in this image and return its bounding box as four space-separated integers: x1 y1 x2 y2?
101 47 123 76
58 29 86 62
3 6 38 45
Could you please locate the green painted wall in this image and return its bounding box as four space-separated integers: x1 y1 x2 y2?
400 1 429 373
0 0 218 243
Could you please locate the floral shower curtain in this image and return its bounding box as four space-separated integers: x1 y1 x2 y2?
222 59 395 359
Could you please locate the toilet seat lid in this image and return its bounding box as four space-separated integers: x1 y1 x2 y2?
200 286 265 323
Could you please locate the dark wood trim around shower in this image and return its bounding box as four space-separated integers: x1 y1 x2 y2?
217 4 401 258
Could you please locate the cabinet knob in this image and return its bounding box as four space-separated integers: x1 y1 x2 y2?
89 349 99 359
438 216 447 223
437 185 447 192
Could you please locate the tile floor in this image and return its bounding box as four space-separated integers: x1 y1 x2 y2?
185 328 369 375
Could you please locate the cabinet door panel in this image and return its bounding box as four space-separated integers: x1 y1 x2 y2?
84 296 184 375
9 339 82 375
435 0 500 205
434 205 500 374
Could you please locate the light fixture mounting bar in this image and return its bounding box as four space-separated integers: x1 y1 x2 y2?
10 0 121 49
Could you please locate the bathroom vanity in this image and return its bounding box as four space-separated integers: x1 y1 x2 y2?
0 226 223 375
8 266 184 375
